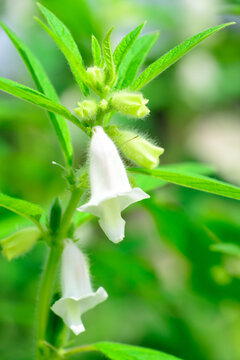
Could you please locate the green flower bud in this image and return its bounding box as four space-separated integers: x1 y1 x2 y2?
86 66 105 93
1 227 41 260
49 197 62 234
74 100 98 120
109 128 164 169
99 99 108 111
111 91 150 118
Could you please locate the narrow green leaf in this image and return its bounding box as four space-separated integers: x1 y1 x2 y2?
134 173 166 192
0 21 73 166
116 32 159 89
91 35 102 66
129 167 240 200
131 162 214 192
0 77 81 129
102 27 115 84
94 342 182 360
159 162 216 175
36 3 89 96
210 243 240 257
131 22 235 90
113 22 145 72
0 193 43 223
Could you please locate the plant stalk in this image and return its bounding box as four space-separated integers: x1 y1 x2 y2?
36 244 62 359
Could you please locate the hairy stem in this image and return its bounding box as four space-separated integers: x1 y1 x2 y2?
36 244 62 359
61 187 84 235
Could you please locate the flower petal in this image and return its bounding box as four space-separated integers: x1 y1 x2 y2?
98 198 125 243
51 287 108 335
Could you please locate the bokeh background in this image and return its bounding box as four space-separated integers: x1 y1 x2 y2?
0 0 240 359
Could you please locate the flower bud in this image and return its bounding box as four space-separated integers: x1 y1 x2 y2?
1 227 41 260
111 91 150 118
86 66 105 93
74 100 98 120
109 128 164 169
49 197 62 234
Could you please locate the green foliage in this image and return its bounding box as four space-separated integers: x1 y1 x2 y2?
131 22 235 90
36 3 89 96
0 21 73 166
113 22 145 73
129 166 240 200
94 342 182 360
102 28 115 85
210 243 240 257
0 77 82 129
131 162 215 192
0 193 43 223
91 35 102 67
159 162 216 175
116 32 159 89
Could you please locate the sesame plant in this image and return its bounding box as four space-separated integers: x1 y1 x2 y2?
0 3 239 360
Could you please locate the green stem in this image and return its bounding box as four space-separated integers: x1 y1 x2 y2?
61 187 84 236
61 344 97 357
36 244 62 358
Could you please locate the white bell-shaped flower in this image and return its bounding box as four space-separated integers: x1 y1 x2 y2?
51 240 108 335
78 126 150 243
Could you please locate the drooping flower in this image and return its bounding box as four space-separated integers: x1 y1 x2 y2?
78 126 150 243
51 239 108 335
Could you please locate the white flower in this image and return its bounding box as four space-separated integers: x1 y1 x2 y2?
78 126 150 243
51 240 108 335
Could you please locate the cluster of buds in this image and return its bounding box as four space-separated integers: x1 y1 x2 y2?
74 61 151 125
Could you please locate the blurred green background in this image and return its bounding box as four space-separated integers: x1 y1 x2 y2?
0 0 240 359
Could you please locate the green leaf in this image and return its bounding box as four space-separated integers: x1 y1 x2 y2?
103 27 115 84
36 3 89 96
0 77 81 128
0 193 43 223
113 22 145 73
94 342 182 360
159 162 216 175
131 22 235 90
116 32 159 89
129 162 215 192
91 35 102 67
0 21 73 166
134 173 166 192
128 166 240 200
210 243 240 257
74 212 94 227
